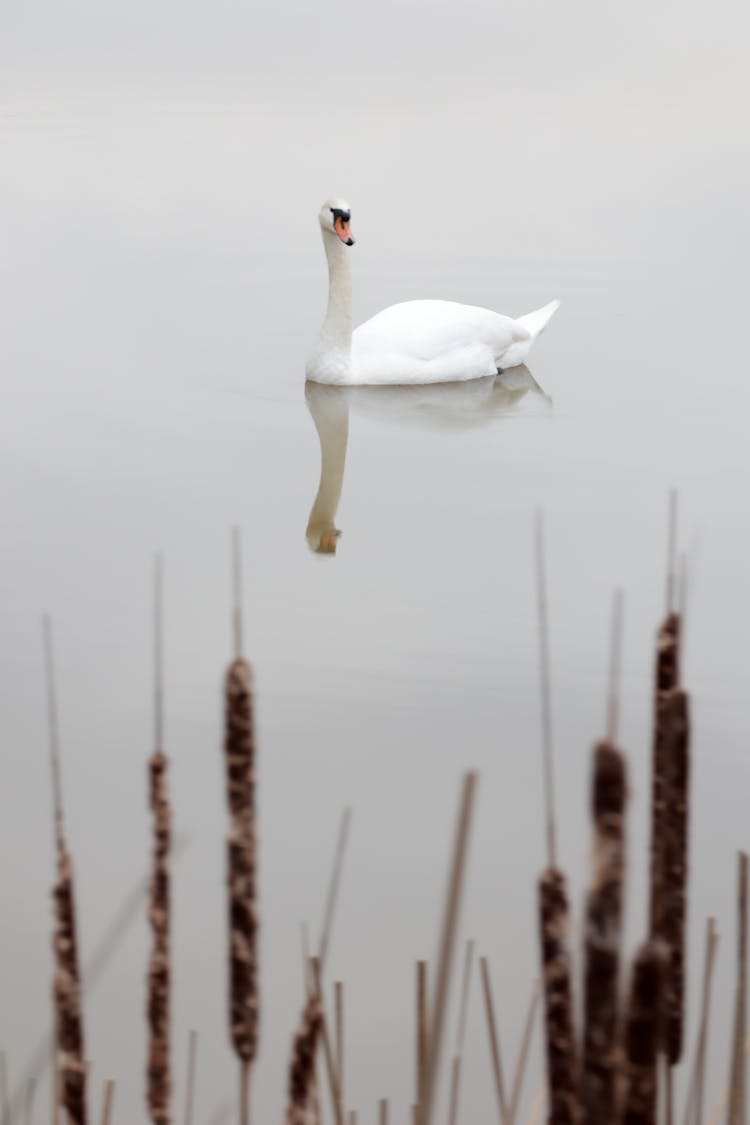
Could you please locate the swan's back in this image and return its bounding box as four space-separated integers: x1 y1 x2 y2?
352 300 528 385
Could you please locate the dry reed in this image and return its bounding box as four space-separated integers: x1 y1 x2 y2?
0 1050 8 1125
479 956 509 1125
184 1030 197 1125
683 919 719 1125
447 939 474 1125
581 740 626 1124
508 980 540 1124
421 771 477 1125
621 941 666 1125
416 960 428 1117
99 1079 115 1125
378 1098 389 1125
728 853 749 1125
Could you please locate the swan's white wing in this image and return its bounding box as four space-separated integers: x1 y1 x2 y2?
352 300 527 385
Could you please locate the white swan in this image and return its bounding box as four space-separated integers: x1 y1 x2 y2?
306 197 560 386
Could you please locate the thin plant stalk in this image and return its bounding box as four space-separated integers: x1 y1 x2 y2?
479 957 509 1125
378 1098 389 1125
508 981 541 1125
728 853 749 1125
99 1080 115 1125
310 960 345 1125
422 772 478 1125
334 981 344 1116
1 1050 8 1125
317 809 353 975
683 919 719 1125
416 961 428 1117
25 1078 35 1125
447 940 474 1125
184 1031 197 1125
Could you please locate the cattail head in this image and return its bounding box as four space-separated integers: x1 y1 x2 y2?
146 750 172 1124
285 995 323 1125
52 845 87 1125
538 867 580 1125
581 741 626 1125
621 941 667 1125
661 689 690 1066
224 657 259 1065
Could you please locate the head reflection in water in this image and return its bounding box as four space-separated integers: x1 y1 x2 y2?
304 367 552 556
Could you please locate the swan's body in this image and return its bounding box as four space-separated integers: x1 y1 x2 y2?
306 198 560 386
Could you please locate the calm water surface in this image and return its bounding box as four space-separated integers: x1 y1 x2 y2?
1 73 749 1123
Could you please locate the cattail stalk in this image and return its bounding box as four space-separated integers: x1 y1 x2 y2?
0 1050 8 1125
683 919 719 1125
479 957 509 1125
728 854 749 1125
45 618 88 1125
581 741 626 1124
147 559 172 1124
99 1079 115 1125
223 530 259 1125
184 1030 197 1125
416 961 428 1117
447 940 474 1125
422 772 477 1125
334 981 344 1116
25 1077 35 1125
621 942 666 1125
508 981 541 1124
378 1098 389 1125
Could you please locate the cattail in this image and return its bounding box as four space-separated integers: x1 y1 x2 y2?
45 618 87 1125
225 658 259 1104
284 995 323 1125
648 612 680 939
146 750 172 1123
146 556 172 1124
581 741 626 1124
661 689 690 1067
538 869 579 1124
224 530 259 1125
728 853 749 1125
621 942 666 1125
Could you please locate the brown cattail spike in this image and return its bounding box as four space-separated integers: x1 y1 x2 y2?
538 868 579 1125
45 619 88 1125
146 750 172 1123
581 741 626 1124
621 942 666 1125
648 612 680 940
661 689 690 1066
224 656 259 1064
285 995 324 1125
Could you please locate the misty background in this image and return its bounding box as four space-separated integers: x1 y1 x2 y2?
1 0 749 1121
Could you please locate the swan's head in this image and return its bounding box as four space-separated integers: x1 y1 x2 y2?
319 198 355 246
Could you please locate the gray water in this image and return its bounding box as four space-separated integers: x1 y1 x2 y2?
1 1 749 1120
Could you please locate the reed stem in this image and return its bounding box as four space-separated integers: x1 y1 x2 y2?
479 957 509 1125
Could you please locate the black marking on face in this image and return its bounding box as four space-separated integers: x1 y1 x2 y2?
331 207 351 224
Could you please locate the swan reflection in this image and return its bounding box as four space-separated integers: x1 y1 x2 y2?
305 366 551 555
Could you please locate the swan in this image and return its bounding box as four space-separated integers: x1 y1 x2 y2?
306 198 560 386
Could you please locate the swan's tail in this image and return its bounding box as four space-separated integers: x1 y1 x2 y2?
517 298 561 340
501 299 560 369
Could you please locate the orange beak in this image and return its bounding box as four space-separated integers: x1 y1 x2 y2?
334 216 355 245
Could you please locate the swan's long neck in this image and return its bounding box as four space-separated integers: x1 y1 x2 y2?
319 232 353 358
